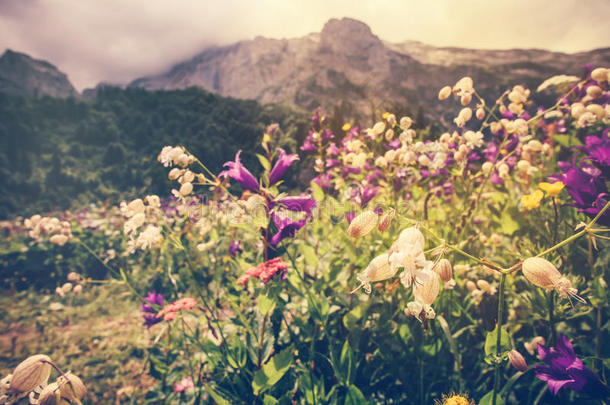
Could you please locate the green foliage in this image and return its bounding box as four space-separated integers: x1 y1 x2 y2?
0 88 309 219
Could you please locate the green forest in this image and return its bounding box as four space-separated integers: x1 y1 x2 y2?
0 87 310 219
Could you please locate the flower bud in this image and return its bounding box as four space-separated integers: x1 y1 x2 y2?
49 234 69 246
181 170 195 183
73 285 83 295
586 85 602 99
508 350 527 371
179 182 193 196
476 107 485 120
434 259 453 282
347 211 378 238
66 272 80 282
438 86 452 100
378 209 395 232
168 168 182 180
9 354 52 394
591 67 608 83
61 283 72 294
522 257 561 289
466 280 477 292
58 372 86 402
460 93 472 106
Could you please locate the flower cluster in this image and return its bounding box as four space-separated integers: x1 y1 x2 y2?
55 272 85 298
156 297 198 322
23 215 72 246
352 226 449 321
121 196 163 253
237 257 289 286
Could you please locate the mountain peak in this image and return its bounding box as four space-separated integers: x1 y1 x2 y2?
319 18 381 54
0 49 77 98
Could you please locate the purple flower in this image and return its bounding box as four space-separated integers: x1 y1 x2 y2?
219 150 259 192
269 148 299 185
269 212 308 246
535 335 608 398
229 240 242 257
313 174 331 189
268 196 316 246
141 291 164 328
326 142 340 156
345 211 355 224
582 136 610 178
359 185 378 208
274 196 316 216
300 140 316 152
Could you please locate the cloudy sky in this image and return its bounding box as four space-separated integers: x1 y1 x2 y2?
1 0 609 91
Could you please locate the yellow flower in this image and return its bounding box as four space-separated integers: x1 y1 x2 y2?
341 123 352 131
382 111 390 119
521 190 544 210
539 181 564 197
435 393 474 405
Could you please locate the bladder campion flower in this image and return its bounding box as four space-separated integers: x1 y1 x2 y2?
353 253 397 294
539 181 565 197
347 210 378 238
9 355 52 394
521 190 544 210
521 258 584 302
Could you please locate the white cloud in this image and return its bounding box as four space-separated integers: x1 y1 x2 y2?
0 0 608 90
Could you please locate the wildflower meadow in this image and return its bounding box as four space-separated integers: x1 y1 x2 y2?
1 66 610 405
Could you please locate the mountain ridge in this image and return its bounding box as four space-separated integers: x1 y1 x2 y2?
0 49 77 98
129 17 610 118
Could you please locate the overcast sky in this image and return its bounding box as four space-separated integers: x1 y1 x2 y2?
1 0 609 91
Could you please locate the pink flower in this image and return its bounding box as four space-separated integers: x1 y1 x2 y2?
174 376 194 393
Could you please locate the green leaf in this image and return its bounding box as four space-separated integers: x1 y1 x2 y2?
485 325 511 358
258 294 276 316
252 347 293 395
256 153 271 171
301 244 319 268
339 341 355 385
479 390 505 405
500 206 520 235
344 385 366 405
205 385 232 405
262 395 279 405
343 305 365 331
310 180 325 201
553 134 582 148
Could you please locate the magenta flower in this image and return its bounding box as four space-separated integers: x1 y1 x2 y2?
535 335 608 398
270 212 308 246
269 148 299 185
141 291 164 328
219 150 259 192
268 196 316 246
229 240 242 257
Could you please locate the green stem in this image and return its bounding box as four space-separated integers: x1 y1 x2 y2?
492 273 506 405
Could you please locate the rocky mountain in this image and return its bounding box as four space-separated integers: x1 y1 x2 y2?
0 49 77 98
130 18 610 121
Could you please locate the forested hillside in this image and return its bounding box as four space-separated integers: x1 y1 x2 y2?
0 87 310 218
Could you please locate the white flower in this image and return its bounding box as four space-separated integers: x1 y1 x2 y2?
135 225 162 250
